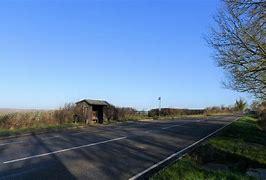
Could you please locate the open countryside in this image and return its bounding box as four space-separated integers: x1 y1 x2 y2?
0 0 265 179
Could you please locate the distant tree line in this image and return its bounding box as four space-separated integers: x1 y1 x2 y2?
148 108 205 117
1 99 263 130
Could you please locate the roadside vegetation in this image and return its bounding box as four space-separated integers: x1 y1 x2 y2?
152 116 266 180
251 101 266 131
0 104 83 137
0 98 251 137
0 104 77 129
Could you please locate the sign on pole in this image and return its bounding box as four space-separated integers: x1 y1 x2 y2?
158 97 161 117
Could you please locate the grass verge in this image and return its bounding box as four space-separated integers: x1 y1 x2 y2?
151 116 266 180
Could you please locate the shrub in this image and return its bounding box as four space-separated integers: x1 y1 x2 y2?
53 104 75 124
251 101 266 130
204 106 234 115
104 106 138 121
73 105 87 123
257 110 266 130
0 111 54 129
0 103 79 129
148 108 205 117
103 105 116 121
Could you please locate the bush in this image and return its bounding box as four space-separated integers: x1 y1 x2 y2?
104 106 138 121
251 101 266 130
53 103 76 124
0 111 54 129
104 105 117 121
258 109 266 131
0 103 78 129
204 106 234 115
148 108 205 117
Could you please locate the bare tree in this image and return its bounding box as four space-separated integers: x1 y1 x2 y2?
207 0 266 100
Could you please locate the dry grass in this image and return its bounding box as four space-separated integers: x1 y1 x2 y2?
0 104 76 130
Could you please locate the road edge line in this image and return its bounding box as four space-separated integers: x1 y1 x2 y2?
129 117 240 180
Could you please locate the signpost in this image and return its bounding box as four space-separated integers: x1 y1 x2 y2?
158 97 161 117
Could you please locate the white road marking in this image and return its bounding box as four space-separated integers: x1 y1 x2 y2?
3 136 127 164
161 123 187 130
161 119 205 130
0 121 197 147
0 136 61 147
129 118 238 180
71 126 123 136
0 121 193 162
0 140 26 147
71 131 90 136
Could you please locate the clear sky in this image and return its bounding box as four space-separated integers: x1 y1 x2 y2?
0 0 251 110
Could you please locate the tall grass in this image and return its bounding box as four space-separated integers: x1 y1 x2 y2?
148 106 234 118
0 104 77 130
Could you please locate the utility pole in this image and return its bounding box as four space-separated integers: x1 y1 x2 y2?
158 97 161 117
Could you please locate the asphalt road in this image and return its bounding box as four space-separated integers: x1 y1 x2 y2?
0 116 236 180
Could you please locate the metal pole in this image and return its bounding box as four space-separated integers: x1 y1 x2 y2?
158 97 161 117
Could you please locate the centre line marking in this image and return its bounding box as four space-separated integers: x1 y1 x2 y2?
162 119 205 130
3 136 127 164
161 123 187 130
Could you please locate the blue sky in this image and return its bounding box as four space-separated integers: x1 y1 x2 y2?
0 0 251 110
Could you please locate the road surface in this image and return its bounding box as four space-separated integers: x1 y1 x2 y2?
0 116 236 180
